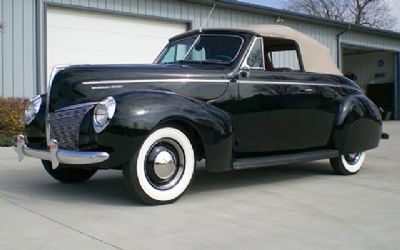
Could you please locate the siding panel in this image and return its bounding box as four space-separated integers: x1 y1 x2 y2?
13 0 24 97
3 0 13 97
342 31 400 52
0 0 36 98
23 0 36 97
0 0 3 96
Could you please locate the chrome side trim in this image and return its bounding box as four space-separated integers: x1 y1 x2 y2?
82 78 230 85
55 102 98 112
82 78 356 90
14 134 109 169
238 80 359 91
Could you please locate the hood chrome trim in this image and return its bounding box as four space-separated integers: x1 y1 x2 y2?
82 78 230 85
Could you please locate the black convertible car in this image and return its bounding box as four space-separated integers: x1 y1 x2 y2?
15 25 383 205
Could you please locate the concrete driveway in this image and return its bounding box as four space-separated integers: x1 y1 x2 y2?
0 122 399 250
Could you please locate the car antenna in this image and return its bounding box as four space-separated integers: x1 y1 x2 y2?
200 3 216 32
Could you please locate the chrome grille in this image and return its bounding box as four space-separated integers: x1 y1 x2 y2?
49 104 95 150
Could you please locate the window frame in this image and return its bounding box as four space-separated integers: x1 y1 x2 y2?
264 38 305 72
155 36 199 64
243 36 265 70
241 35 305 73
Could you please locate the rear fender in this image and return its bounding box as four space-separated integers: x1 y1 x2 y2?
333 94 382 154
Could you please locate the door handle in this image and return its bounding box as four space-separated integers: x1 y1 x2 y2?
302 88 315 93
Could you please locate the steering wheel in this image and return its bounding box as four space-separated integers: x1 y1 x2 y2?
214 55 232 62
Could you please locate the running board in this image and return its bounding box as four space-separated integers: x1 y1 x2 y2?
233 149 339 170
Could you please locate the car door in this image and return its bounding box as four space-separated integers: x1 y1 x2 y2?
234 37 287 156
234 36 336 156
277 72 336 151
266 39 337 150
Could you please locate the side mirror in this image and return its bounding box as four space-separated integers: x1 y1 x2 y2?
239 65 250 78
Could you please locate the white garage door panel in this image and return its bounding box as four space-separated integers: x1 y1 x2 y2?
47 7 187 81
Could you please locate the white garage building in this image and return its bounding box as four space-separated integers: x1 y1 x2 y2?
1 0 400 119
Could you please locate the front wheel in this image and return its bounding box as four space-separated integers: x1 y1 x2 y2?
123 127 195 205
42 161 97 183
330 152 366 175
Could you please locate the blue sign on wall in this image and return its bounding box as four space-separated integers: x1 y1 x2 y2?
377 59 385 67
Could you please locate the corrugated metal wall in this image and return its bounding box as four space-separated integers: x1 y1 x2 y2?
1 0 400 98
0 0 36 98
342 31 400 52
41 0 341 52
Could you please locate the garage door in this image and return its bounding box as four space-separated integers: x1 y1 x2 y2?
46 6 187 80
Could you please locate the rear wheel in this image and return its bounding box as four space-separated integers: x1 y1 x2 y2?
330 152 366 175
42 160 97 184
123 127 195 205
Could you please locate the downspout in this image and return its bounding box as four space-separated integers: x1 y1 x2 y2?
396 53 400 120
336 24 351 68
34 0 42 95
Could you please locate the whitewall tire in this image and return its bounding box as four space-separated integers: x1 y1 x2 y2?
330 152 366 175
123 127 195 205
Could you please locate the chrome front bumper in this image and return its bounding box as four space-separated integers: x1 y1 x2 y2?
14 134 109 169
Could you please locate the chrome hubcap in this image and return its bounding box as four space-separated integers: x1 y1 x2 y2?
145 138 185 190
344 152 362 165
153 151 177 180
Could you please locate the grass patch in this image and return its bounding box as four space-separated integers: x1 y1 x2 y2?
0 133 14 147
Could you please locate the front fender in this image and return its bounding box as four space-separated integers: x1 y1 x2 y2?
97 90 233 171
25 94 47 149
333 94 382 154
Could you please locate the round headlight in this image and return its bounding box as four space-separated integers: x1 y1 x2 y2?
93 97 116 133
25 95 42 125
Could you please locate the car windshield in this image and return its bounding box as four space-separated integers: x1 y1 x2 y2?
157 35 244 64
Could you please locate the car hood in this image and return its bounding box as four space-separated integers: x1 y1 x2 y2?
48 64 230 111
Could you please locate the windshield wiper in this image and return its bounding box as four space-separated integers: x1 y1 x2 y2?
200 59 227 64
171 59 227 65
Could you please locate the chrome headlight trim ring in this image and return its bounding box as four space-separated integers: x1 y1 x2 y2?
25 95 42 125
93 96 116 133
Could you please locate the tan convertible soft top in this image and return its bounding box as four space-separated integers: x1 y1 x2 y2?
246 25 342 75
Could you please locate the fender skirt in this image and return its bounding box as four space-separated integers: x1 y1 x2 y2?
333 94 382 155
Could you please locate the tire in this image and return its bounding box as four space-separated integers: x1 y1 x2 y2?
42 160 97 184
330 152 366 175
123 127 195 205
